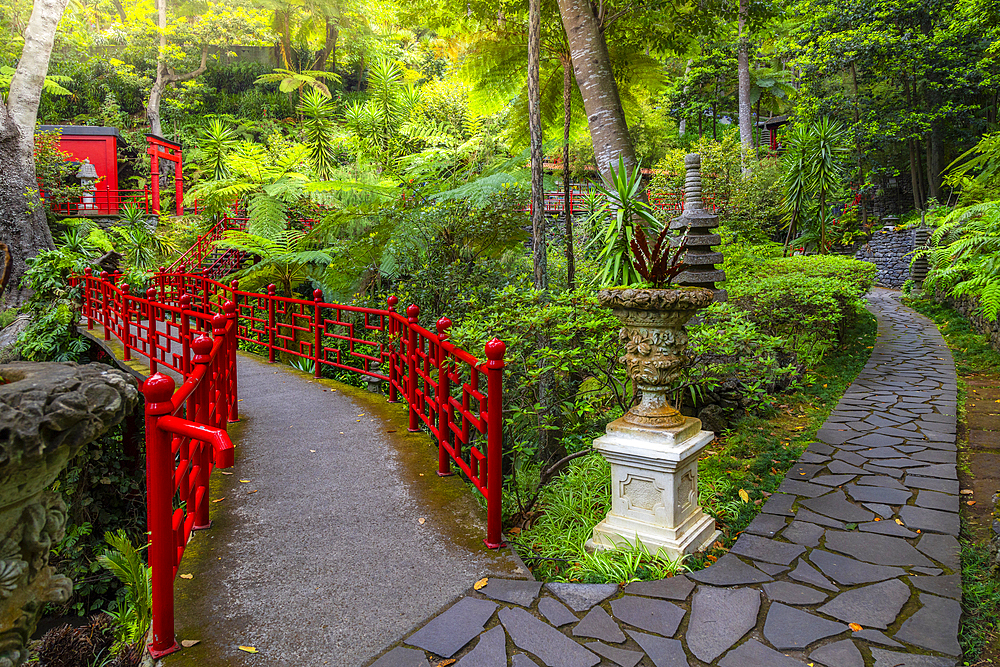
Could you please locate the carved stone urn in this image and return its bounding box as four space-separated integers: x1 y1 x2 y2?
587 287 720 557
0 362 138 667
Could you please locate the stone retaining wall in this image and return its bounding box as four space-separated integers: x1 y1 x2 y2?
854 228 916 288
936 291 1000 352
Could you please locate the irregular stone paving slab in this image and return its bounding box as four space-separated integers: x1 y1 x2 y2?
859 520 919 537
744 512 787 537
845 484 912 505
763 602 848 650
854 629 904 647
686 554 772 585
406 597 498 658
894 593 962 656
823 531 934 567
778 479 831 497
807 442 836 455
544 583 618 612
572 606 625 643
763 581 828 605
812 474 856 486
915 489 958 512
904 475 960 494
728 533 805 565
915 533 961 570
898 505 960 535
511 655 541 667
798 451 831 463
609 596 685 636
372 647 431 667
858 475 909 489
858 446 903 458
834 450 868 466
817 579 911 629
788 559 839 591
686 587 760 663
906 463 957 479
810 639 864 667
718 639 808 666
753 561 788 575
498 607 600 667
912 566 943 575
624 575 694 601
810 549 905 585
624 631 688 667
782 521 825 547
762 492 797 516
791 508 846 529
583 642 643 667
800 490 875 523
789 462 826 478
864 463 905 478
910 573 961 599
455 626 506 667
828 459 868 475
480 579 542 607
862 503 896 519
537 597 578 627
870 648 956 667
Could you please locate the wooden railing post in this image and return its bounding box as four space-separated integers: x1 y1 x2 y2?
146 288 159 374
313 288 323 379
386 296 399 403
179 294 192 376
83 268 94 329
100 271 111 339
406 304 419 432
121 283 132 361
267 284 277 364
212 312 229 432
436 316 452 477
143 373 181 658
223 300 239 423
484 337 506 549
190 334 214 529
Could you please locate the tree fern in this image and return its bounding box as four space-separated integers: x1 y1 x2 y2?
98 530 151 649
247 195 288 237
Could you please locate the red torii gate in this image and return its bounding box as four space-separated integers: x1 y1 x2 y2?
146 134 184 216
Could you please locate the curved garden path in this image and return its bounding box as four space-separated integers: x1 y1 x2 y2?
368 288 963 667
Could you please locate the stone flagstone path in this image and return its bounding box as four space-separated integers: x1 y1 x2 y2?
368 289 963 667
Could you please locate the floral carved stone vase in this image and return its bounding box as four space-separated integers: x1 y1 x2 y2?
0 362 137 667
588 286 720 557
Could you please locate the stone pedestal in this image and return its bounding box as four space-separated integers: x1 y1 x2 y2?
586 417 718 557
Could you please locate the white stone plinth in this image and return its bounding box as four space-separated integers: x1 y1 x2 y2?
586 416 719 558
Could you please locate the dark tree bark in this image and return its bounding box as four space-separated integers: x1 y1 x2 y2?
562 54 575 291
313 17 340 74
555 0 638 177
2 0 67 308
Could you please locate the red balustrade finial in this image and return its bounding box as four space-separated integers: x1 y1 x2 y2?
267 284 276 296
100 271 109 280
159 265 166 274
121 283 131 294
179 293 192 307
223 300 236 315
142 373 175 414
485 338 506 363
406 304 419 321
146 287 157 300
436 316 452 336
84 267 92 276
191 334 213 364
212 313 227 334
313 288 323 301
387 295 399 310
231 279 239 291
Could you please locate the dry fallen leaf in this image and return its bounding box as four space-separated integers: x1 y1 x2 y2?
874 517 881 521
239 479 251 483
418 518 426 524
895 518 905 525
180 574 193 580
247 490 257 494
509 527 522 535
961 489 974 495
181 640 200 648
967 500 977 506
738 489 750 503
212 498 225 503
848 623 863 632
220 471 233 475
310 450 316 453
435 660 456 667
473 577 488 591
237 646 258 654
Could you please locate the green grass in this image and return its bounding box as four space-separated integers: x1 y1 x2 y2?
511 308 878 582
905 298 1000 375
960 532 1000 662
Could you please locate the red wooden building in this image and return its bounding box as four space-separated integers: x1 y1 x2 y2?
37 126 184 216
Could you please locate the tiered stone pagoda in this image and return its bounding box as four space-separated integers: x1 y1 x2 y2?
669 153 726 302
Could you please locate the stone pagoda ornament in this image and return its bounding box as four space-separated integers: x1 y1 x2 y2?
670 154 726 302
587 286 719 558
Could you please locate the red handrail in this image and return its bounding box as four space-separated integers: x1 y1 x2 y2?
74 267 506 658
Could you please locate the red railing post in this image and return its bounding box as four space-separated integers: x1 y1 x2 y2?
212 312 229 431
313 288 323 378
484 338 506 549
406 304 419 432
146 288 159 374
436 316 452 477
121 283 132 361
143 373 181 658
387 296 399 403
83 268 94 330
100 271 111 340
190 335 214 529
179 294 192 376
224 300 239 423
267 284 277 364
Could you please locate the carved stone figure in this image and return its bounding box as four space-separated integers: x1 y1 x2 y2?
0 362 138 666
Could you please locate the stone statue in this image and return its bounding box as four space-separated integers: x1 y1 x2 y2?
0 362 138 667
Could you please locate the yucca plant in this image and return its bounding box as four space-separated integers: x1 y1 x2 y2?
198 118 239 181
98 530 152 651
593 156 660 286
298 88 338 179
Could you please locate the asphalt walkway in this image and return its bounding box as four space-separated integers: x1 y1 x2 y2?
369 288 963 667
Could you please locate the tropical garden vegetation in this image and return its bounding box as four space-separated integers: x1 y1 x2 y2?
2 0 1000 661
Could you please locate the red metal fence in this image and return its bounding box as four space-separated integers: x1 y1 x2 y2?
49 188 153 216
74 268 506 657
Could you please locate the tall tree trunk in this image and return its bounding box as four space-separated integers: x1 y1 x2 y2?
737 0 752 173
904 77 924 210
313 17 339 75
562 56 575 291
850 64 867 228
555 0 637 177
2 0 68 307
147 0 208 137
926 130 942 202
678 58 692 138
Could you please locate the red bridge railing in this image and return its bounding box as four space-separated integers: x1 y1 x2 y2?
74 268 506 658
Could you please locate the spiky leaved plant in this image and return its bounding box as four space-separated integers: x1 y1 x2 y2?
630 229 688 288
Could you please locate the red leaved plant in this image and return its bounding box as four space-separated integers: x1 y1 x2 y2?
629 227 687 288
